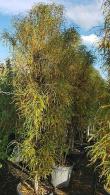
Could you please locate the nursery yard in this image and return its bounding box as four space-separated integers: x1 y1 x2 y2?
0 1 110 195
0 148 107 195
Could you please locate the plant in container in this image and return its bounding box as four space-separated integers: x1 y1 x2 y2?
2 4 75 194
51 141 74 189
2 2 96 194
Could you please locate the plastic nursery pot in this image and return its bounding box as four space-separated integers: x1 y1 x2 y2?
51 164 74 188
17 183 23 195
104 185 110 195
17 182 34 195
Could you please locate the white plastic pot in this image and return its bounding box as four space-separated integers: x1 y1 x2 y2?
17 183 22 195
51 165 73 188
104 185 110 195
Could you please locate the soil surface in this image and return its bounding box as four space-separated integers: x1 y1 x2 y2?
0 148 108 195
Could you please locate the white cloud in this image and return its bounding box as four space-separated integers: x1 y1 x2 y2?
81 34 100 45
65 2 103 29
0 0 104 30
0 0 50 14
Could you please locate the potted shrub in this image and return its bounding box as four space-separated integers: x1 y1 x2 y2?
1 2 106 195
3 4 75 194
1 2 105 194
2 3 91 194
51 142 74 188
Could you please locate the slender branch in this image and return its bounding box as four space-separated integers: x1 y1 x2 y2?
0 90 13 95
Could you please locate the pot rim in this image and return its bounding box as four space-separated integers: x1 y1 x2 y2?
17 183 22 195
53 164 74 170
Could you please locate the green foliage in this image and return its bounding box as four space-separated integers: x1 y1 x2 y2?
67 46 106 145
4 4 75 178
0 60 17 159
1 3 106 183
89 101 110 187
88 0 110 189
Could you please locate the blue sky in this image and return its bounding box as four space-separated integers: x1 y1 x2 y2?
0 0 104 75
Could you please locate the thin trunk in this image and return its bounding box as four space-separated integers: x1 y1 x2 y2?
34 174 39 194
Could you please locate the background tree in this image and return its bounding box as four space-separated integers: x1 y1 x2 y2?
89 0 110 189
0 59 17 160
